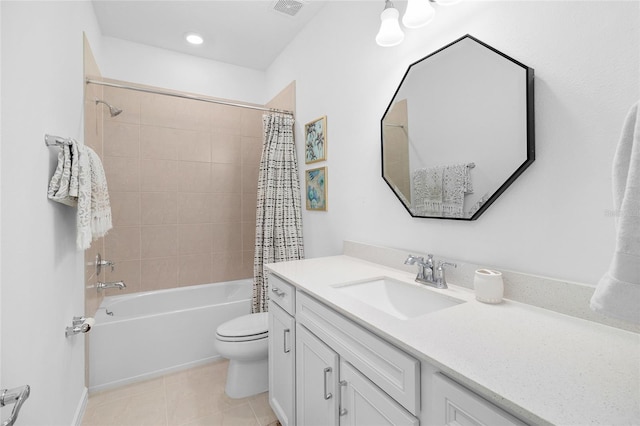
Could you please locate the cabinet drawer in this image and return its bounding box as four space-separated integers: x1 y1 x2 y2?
296 291 420 415
268 273 296 315
430 373 526 426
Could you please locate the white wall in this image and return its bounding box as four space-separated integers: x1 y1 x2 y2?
266 0 640 285
0 1 103 424
100 36 267 105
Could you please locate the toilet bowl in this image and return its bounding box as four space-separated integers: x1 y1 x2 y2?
214 312 269 398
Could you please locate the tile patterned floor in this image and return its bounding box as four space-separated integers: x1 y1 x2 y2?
82 360 279 426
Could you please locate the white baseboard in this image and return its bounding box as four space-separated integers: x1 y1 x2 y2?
72 387 88 426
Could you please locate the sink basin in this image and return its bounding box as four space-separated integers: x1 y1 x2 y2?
333 277 463 320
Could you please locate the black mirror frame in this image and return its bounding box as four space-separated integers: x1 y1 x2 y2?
381 34 535 221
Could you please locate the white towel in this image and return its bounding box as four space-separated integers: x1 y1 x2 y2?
47 141 79 206
76 146 112 249
48 141 112 249
591 101 640 324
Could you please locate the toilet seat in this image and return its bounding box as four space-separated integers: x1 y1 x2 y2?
216 312 269 342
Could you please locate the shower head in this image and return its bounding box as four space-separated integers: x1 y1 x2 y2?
95 98 123 117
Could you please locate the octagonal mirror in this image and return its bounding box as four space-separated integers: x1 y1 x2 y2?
381 34 534 220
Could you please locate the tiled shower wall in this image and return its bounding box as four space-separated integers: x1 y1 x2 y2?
85 82 264 303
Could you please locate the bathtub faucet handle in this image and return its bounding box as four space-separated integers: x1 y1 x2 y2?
95 254 115 276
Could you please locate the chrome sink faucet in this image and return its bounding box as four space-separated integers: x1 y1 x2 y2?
404 254 456 289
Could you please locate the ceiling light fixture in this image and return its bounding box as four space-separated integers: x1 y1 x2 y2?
402 0 435 28
375 0 405 47
377 0 462 47
185 33 204 45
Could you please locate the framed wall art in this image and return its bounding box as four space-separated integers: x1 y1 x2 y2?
304 116 327 164
305 167 327 211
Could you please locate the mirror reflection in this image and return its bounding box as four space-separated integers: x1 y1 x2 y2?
381 35 535 220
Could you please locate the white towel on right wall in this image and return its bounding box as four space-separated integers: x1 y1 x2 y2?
591 101 640 324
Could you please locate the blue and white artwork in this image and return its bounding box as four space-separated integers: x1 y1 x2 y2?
306 167 327 211
305 116 327 164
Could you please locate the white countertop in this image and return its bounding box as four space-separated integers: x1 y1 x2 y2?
266 255 640 426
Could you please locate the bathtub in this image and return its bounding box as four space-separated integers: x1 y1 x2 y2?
89 279 252 392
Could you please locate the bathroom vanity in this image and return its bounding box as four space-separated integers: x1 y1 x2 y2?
266 255 639 426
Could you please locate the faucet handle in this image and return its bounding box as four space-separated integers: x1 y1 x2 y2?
437 261 457 269
434 261 457 288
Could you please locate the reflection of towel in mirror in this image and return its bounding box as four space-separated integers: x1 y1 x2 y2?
591 101 640 325
413 167 444 216
413 164 473 218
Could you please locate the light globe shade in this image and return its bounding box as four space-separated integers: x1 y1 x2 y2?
402 0 435 28
376 7 405 47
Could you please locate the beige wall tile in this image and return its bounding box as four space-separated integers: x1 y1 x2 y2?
211 193 242 224
178 162 212 193
140 192 177 225
141 225 178 259
104 226 141 261
210 103 242 131
104 259 141 296
140 92 174 128
178 131 211 163
212 252 246 283
178 224 213 255
104 156 140 192
242 251 255 279
266 80 296 112
140 257 179 291
211 131 241 164
140 126 179 160
241 136 263 167
110 192 141 227
104 121 140 158
178 193 212 224
241 164 259 195
211 163 241 194
178 254 213 287
241 222 255 252
212 222 242 253
140 159 178 192
241 194 257 222
241 109 264 137
141 93 211 132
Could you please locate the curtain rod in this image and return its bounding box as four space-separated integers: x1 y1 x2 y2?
85 78 294 116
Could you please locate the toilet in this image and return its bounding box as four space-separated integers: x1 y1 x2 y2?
214 312 269 398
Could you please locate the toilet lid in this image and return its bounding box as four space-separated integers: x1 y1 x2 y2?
216 312 269 340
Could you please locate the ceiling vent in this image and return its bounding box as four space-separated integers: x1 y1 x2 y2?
272 0 304 17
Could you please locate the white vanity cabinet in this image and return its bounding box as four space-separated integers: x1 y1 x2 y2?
268 272 525 426
295 322 419 426
267 275 297 426
295 323 339 426
427 373 526 426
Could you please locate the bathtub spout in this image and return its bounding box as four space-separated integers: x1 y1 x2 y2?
97 281 126 291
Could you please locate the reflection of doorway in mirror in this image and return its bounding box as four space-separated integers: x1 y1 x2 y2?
382 98 411 204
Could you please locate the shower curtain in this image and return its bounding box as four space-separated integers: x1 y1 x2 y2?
252 113 305 313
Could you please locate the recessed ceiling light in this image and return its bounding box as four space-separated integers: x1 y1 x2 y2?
185 33 204 45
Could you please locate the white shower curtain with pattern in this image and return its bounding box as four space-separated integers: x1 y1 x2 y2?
253 113 304 313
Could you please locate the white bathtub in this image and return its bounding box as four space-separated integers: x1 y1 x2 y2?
89 279 252 392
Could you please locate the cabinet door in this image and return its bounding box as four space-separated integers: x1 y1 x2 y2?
340 360 419 426
296 323 339 426
269 301 296 426
429 373 526 426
